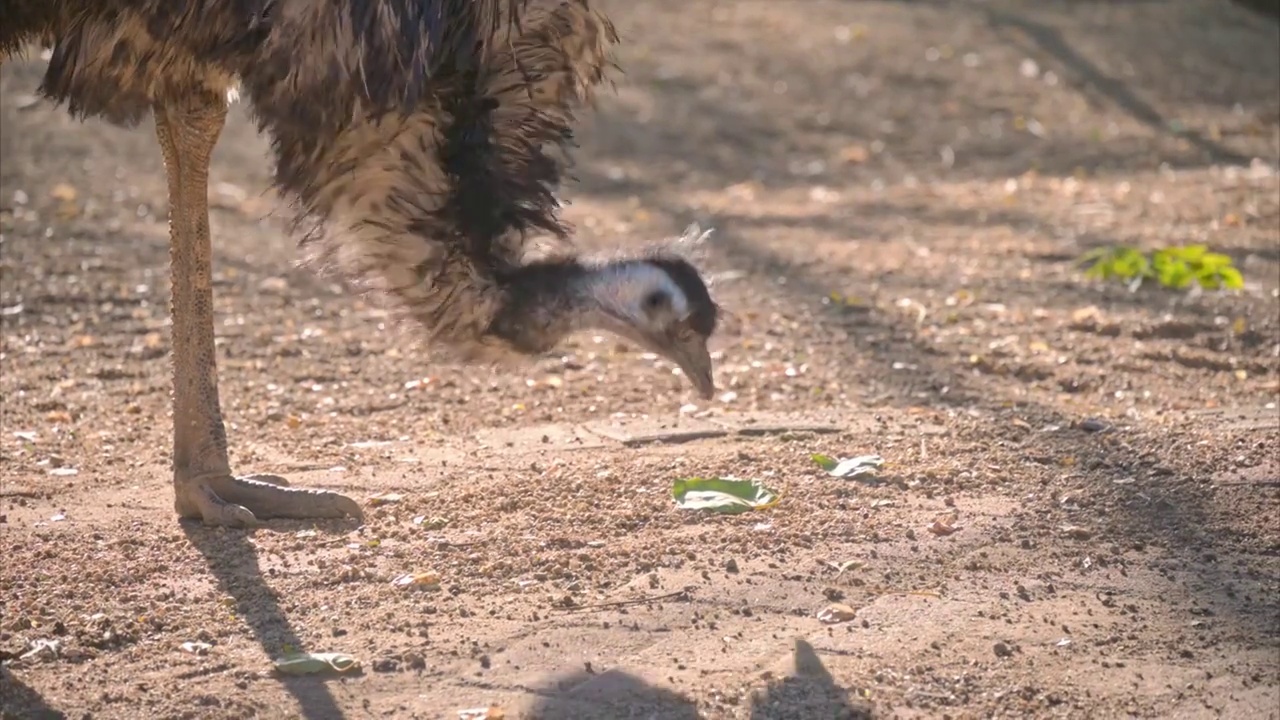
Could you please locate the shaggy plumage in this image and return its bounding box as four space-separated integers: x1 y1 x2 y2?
0 0 719 526
4 0 634 353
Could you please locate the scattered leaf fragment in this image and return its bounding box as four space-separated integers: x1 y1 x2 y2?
392 572 442 591
927 516 960 536
838 144 870 164
20 639 61 662
412 515 449 529
812 453 884 479
273 652 361 676
180 641 212 656
671 477 779 514
1061 525 1092 541
49 183 78 202
367 492 404 507
458 707 506 720
48 468 78 477
817 603 858 624
824 560 864 577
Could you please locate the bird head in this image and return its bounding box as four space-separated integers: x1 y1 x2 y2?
586 255 719 400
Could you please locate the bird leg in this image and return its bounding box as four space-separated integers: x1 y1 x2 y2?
154 93 361 527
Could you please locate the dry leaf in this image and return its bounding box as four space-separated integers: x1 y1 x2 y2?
458 708 506 720
1061 525 1092 541
824 560 865 577
817 603 858 624
392 572 442 591
927 516 960 536
838 144 870 164
49 183 78 202
367 492 404 507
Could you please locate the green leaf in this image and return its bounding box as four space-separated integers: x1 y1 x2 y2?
1158 261 1194 289
671 477 779 514
1174 244 1208 261
1197 252 1232 270
1079 244 1243 293
273 652 362 676
1218 266 1245 290
810 453 839 472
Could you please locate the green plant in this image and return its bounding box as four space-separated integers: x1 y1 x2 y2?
1078 244 1244 291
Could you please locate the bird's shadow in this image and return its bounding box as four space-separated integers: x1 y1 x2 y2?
180 521 356 720
524 638 872 719
0 665 66 720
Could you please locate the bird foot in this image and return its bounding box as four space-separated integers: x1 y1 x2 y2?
174 472 363 527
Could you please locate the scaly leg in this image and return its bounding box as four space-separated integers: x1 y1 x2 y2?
154 92 362 527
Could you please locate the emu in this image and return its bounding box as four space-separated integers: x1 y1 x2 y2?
1 0 720 527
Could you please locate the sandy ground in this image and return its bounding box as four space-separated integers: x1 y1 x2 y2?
2 1 1278 718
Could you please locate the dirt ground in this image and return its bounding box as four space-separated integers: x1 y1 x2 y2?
2 1 1278 719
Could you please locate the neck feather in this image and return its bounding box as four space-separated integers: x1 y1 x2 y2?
487 261 640 355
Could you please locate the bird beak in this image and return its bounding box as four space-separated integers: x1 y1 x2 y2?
667 335 716 400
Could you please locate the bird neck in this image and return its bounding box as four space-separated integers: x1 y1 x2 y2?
488 260 641 355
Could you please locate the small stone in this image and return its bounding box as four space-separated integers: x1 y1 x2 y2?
402 651 426 670
724 558 739 574
1079 418 1111 433
994 641 1014 658
371 658 399 673
479 654 492 670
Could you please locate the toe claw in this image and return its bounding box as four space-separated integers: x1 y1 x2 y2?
177 472 360 525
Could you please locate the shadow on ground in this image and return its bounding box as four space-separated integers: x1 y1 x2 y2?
180 522 357 720
525 639 871 720
0 666 65 720
578 0 1276 200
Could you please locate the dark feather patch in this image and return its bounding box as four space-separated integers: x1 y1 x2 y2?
645 256 718 336
2 0 658 361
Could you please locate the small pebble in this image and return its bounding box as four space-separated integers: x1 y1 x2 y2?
1079 418 1111 433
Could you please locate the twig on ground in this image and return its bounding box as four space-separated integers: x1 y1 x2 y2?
556 586 694 614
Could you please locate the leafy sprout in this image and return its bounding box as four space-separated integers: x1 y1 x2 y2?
1079 245 1244 291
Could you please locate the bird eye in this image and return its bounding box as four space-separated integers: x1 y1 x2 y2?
642 291 669 312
